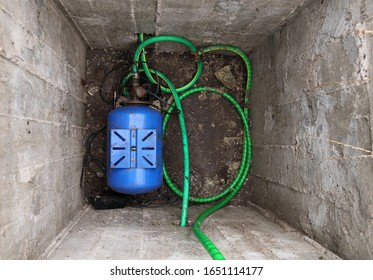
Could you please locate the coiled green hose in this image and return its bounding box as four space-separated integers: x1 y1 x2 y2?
129 34 253 260
164 87 251 260
134 35 203 94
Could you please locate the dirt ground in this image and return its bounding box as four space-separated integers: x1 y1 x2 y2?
82 46 252 208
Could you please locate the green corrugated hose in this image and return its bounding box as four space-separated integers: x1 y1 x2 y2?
163 87 251 260
127 34 253 260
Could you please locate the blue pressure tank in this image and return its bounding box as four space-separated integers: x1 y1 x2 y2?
106 105 163 194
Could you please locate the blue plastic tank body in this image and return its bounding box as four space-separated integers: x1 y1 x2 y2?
107 105 163 194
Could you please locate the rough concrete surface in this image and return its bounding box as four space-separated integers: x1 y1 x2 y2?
57 0 309 51
2 0 372 261
0 0 87 259
44 205 336 260
249 0 373 259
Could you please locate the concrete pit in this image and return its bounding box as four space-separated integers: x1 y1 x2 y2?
0 0 372 260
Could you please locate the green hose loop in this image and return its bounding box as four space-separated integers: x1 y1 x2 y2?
201 45 252 119
163 87 251 204
130 34 253 259
163 87 252 260
133 35 203 94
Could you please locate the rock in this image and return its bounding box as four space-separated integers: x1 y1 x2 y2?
215 65 237 90
87 85 98 96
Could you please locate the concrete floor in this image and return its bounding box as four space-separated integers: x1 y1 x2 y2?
44 204 337 260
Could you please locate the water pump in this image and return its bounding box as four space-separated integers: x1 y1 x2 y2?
106 74 163 195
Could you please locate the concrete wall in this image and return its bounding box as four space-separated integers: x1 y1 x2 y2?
57 0 308 51
0 0 87 259
249 0 373 259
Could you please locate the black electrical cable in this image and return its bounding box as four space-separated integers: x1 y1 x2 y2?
86 157 105 174
130 193 178 208
136 74 180 114
80 125 107 201
99 63 131 105
153 72 181 115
